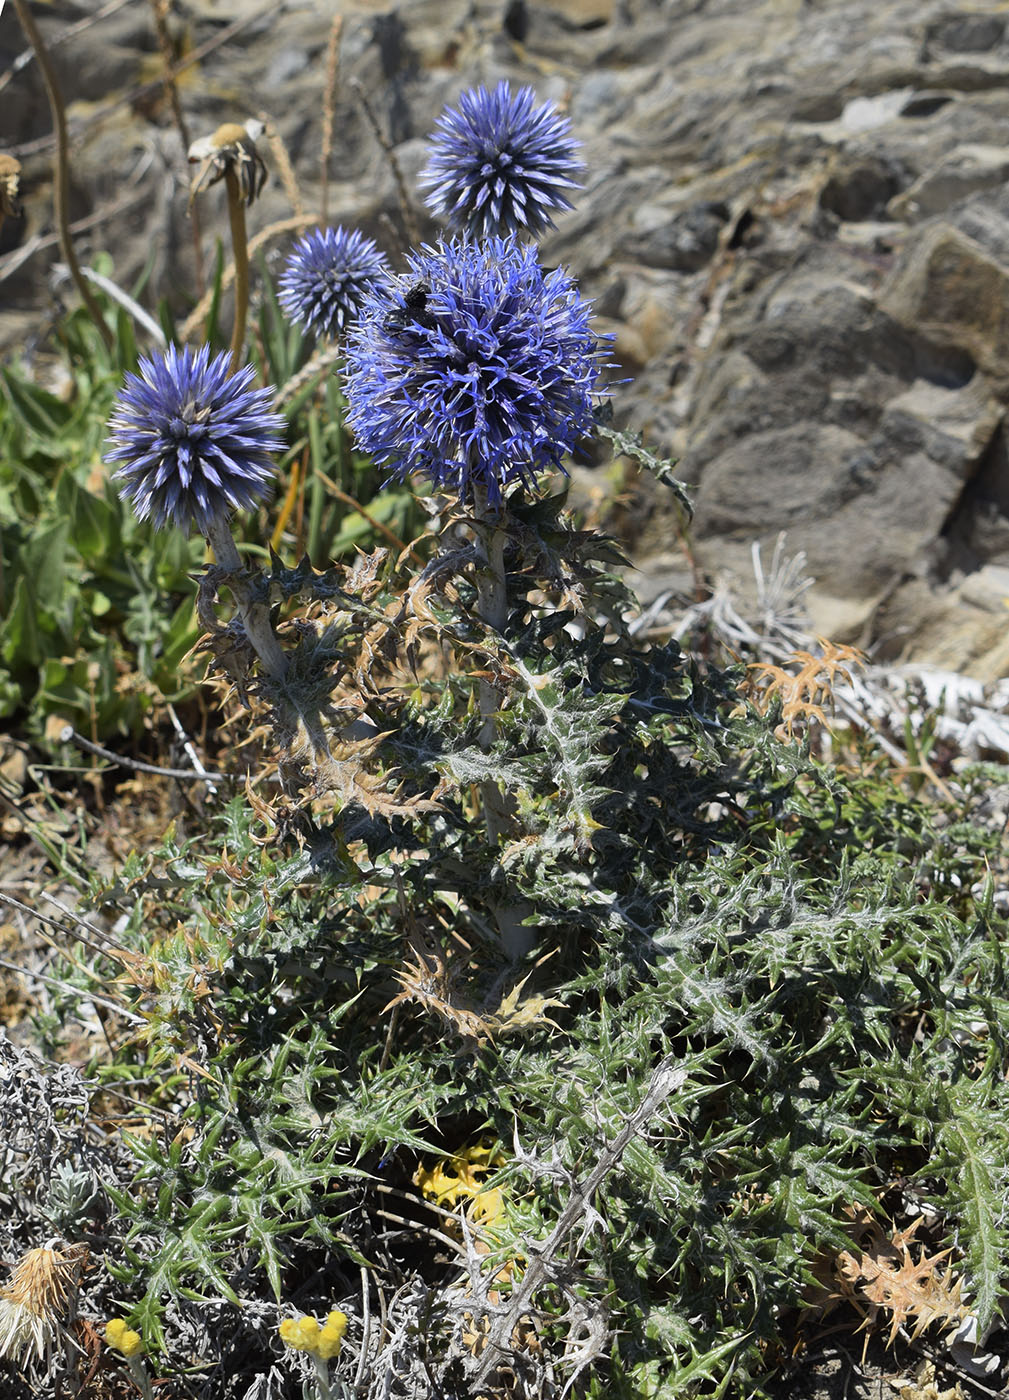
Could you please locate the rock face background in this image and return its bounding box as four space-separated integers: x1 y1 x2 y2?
4 0 1009 675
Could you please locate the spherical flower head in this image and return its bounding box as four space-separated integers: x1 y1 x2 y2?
104 344 285 534
278 226 390 339
317 1310 347 1360
279 1315 320 1352
343 237 609 505
279 1310 347 1360
419 81 583 239
105 1318 143 1358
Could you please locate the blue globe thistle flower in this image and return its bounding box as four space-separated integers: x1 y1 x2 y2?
278 225 390 338
105 344 285 533
343 236 609 505
418 81 583 239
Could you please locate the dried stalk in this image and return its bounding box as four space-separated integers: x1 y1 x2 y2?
259 113 303 217
320 15 344 223
150 0 204 296
11 0 113 350
224 166 250 373
351 76 420 247
469 1056 691 1389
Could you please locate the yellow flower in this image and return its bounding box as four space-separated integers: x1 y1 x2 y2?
317 1310 347 1360
105 1317 144 1358
279 1315 321 1352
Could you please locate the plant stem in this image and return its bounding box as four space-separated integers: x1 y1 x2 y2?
11 0 113 351
311 1356 333 1400
470 487 536 959
150 0 205 297
307 407 326 564
224 165 250 373
125 1357 155 1400
472 489 511 844
204 517 288 680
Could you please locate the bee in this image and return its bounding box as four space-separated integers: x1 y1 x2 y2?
384 280 438 335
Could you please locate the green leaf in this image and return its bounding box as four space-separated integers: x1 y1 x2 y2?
0 366 74 441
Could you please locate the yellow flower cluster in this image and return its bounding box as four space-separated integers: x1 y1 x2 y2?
278 1309 347 1361
105 1318 143 1358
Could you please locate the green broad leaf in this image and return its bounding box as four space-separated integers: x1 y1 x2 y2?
2 575 42 668
19 517 70 616
56 470 119 562
0 366 74 441
114 304 138 377
0 673 22 718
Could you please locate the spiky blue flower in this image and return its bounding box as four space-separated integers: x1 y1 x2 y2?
278 226 390 338
343 236 608 505
104 344 285 533
418 81 583 238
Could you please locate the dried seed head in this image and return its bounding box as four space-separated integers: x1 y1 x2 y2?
0 1243 88 1363
188 119 268 208
0 154 23 219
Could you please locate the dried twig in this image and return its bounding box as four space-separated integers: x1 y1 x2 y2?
351 76 420 247
150 0 205 296
0 187 149 284
0 0 133 96
469 1054 693 1388
10 3 275 160
10 0 114 350
60 726 229 783
320 15 344 224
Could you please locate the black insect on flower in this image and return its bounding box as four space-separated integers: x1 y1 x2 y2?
418 81 584 239
343 236 609 506
104 344 285 534
382 280 437 336
278 225 390 339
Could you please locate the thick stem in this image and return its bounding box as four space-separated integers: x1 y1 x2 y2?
12 0 113 351
205 517 288 680
311 1356 333 1400
471 492 535 960
125 1358 155 1400
472 491 511 844
224 166 250 374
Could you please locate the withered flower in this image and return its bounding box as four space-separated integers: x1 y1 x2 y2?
187 119 267 208
0 153 23 220
0 1242 88 1364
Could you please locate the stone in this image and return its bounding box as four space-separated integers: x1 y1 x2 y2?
888 145 1009 222
878 223 1009 386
